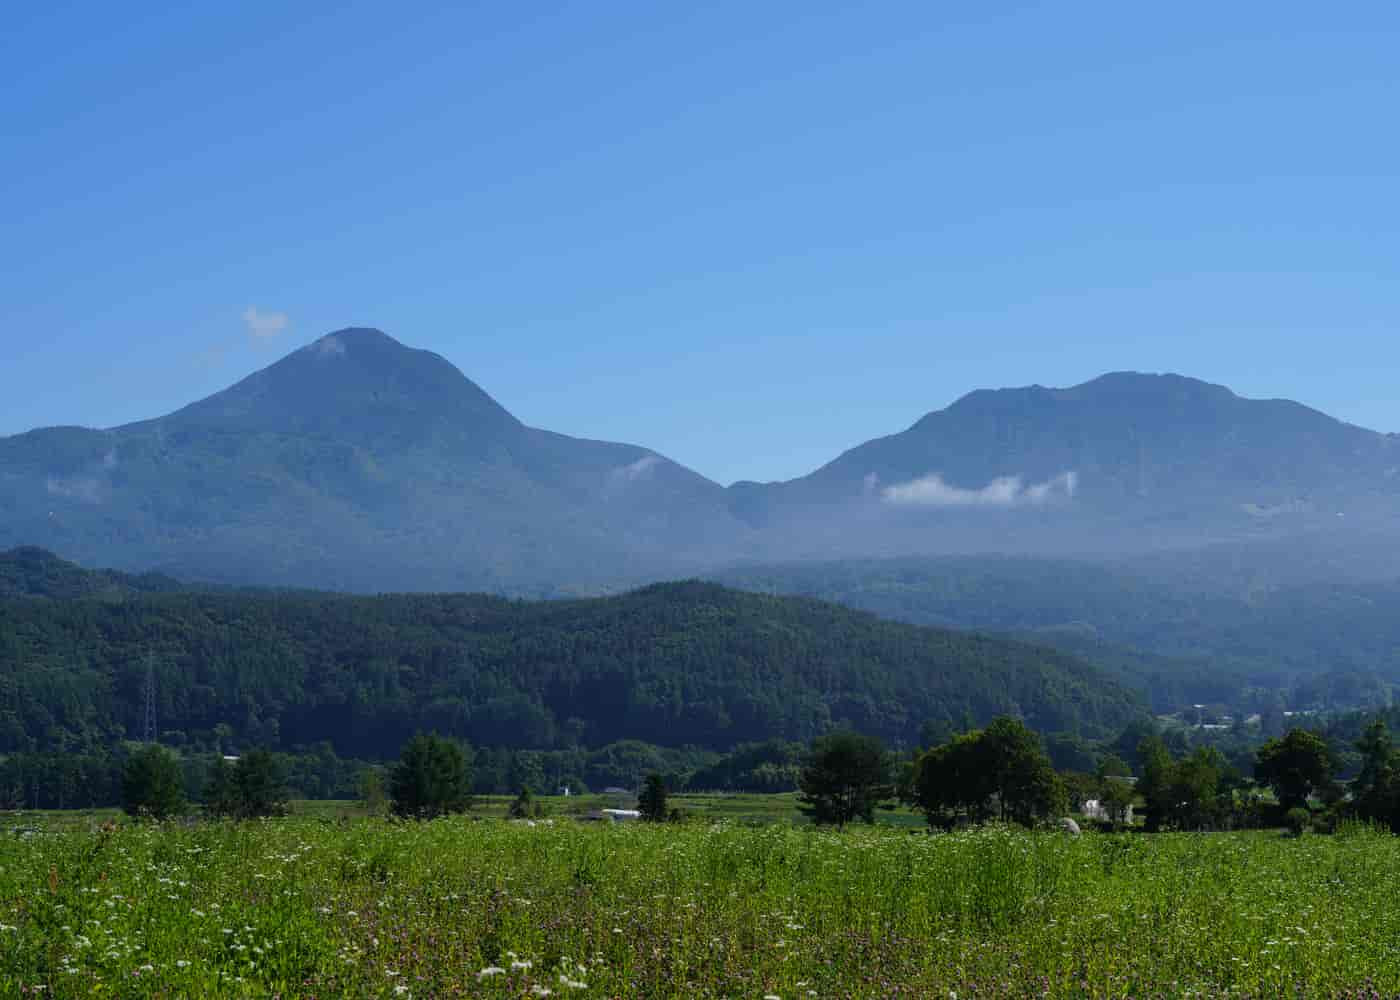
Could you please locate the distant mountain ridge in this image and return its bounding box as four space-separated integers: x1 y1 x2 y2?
3 328 1398 590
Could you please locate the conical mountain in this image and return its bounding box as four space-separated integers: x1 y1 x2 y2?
163 328 523 443
0 328 750 590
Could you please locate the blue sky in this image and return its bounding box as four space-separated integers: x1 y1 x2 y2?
3 2 1398 485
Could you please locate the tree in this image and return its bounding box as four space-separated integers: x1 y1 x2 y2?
390 732 472 819
1350 718 1396 828
122 744 184 820
638 773 669 822
912 718 1063 829
508 785 544 820
1165 746 1225 830
231 749 288 818
1255 728 1332 812
913 730 993 827
359 766 389 817
1100 777 1136 829
981 717 1065 825
1137 734 1174 832
1096 754 1132 781
203 756 238 817
797 730 892 827
204 750 287 819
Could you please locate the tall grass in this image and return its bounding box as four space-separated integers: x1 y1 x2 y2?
2 817 1398 997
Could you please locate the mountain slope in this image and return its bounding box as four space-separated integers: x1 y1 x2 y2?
0 329 752 590
716 554 1400 708
729 372 1400 559
0 573 1145 756
5 341 1400 591
0 546 183 600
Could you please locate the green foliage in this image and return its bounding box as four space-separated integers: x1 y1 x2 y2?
1347 718 1399 830
507 786 545 820
205 749 288 819
1137 735 1239 831
0 577 1145 758
390 732 472 819
1256 728 1333 811
913 716 1064 828
1286 806 1312 837
637 773 668 822
121 744 184 820
355 767 388 816
0 546 182 600
687 739 803 792
203 757 237 817
797 729 893 826
1100 777 1136 828
1096 753 1132 780
720 555 1400 716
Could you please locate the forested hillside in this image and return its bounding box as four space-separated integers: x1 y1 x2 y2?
0 569 1144 758
0 546 184 600
717 555 1400 711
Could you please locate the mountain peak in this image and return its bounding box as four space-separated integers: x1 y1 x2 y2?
162 327 522 439
1059 371 1236 401
941 372 1235 420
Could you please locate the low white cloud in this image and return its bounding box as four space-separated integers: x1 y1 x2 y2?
881 470 1077 507
613 454 662 483
242 306 289 340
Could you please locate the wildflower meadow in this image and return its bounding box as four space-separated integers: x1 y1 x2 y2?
3 817 1399 997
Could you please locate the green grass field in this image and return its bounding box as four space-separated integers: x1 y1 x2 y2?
2 811 1399 997
282 792 928 828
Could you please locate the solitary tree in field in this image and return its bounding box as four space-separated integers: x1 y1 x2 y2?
1255 728 1332 811
508 785 544 819
798 730 892 827
204 757 237 817
233 749 289 818
913 717 1063 828
122 744 184 820
204 749 288 819
638 773 669 822
390 732 473 819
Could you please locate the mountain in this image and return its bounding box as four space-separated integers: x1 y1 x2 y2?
0 329 752 591
728 372 1400 561
4 335 1399 591
0 573 1145 756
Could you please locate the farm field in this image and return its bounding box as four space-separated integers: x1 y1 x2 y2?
3 816 1399 998
286 792 928 828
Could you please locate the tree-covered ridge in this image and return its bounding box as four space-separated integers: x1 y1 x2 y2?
716 554 1400 712
0 578 1144 758
0 546 184 600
